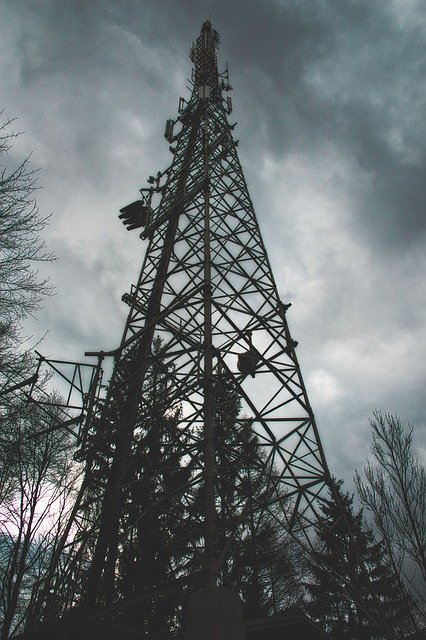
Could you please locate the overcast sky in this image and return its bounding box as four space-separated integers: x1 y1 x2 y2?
1 0 425 485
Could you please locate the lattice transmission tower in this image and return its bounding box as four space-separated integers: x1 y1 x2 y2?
20 19 341 636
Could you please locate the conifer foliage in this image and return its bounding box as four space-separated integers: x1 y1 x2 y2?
113 357 306 632
88 351 305 633
205 370 305 617
114 336 189 633
306 479 417 639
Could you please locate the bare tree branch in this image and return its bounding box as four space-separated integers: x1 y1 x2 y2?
0 111 54 385
355 411 426 622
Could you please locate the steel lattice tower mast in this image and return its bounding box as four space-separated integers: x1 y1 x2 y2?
29 21 334 625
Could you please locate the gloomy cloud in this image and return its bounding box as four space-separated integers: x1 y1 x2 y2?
1 0 425 484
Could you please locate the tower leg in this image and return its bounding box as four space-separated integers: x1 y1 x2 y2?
184 587 247 640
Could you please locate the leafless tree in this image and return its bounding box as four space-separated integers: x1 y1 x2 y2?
0 399 79 639
0 112 53 383
355 411 426 620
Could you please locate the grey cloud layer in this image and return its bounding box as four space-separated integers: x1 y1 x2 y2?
1 0 425 481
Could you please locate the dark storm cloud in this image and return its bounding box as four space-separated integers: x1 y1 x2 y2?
213 0 426 250
121 0 425 251
3 0 422 261
163 0 425 252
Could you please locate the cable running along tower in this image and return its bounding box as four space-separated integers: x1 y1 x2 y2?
27 20 334 633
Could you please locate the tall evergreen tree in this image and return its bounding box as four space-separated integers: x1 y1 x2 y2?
207 370 305 617
115 335 190 634
306 479 417 640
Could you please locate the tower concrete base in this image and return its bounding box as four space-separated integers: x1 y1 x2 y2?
184 586 247 640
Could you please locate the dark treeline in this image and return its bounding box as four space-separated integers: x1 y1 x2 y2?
0 118 425 639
